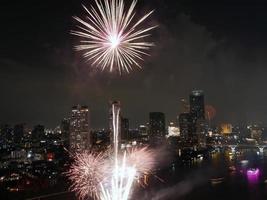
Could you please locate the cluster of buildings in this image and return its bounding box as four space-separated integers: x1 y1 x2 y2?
1 90 267 193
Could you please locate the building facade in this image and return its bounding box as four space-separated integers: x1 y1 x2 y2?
121 117 130 142
190 90 205 121
179 113 194 141
69 105 91 153
149 112 165 145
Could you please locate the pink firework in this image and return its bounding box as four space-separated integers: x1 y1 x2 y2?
67 147 156 200
66 151 110 199
71 0 156 74
126 147 155 175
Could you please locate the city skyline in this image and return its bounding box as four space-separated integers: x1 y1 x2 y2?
1 1 267 200
1 90 267 129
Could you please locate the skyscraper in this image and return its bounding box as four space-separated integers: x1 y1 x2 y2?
139 125 149 143
149 112 165 144
179 113 193 140
61 118 70 148
189 90 205 121
69 105 91 153
109 101 121 146
121 118 130 142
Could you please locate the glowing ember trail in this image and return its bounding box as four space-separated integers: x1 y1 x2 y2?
71 0 156 74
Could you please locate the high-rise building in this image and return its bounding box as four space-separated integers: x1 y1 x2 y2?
190 90 205 121
179 113 193 140
248 124 263 143
69 105 91 153
61 118 70 147
196 119 207 147
121 118 130 142
109 101 121 146
149 112 165 144
139 125 149 142
167 122 180 137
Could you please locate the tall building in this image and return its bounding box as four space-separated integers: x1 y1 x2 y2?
121 118 130 142
69 105 91 153
190 90 205 121
167 122 180 137
179 113 193 140
109 101 121 146
139 125 149 142
149 112 165 144
61 118 70 147
196 119 207 147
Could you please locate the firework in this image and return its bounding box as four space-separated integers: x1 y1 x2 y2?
66 151 110 199
68 0 156 199
71 0 156 74
67 148 155 199
67 105 156 200
100 152 137 200
126 147 155 175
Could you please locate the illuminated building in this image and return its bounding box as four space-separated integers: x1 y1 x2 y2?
179 113 193 140
190 90 205 121
139 125 149 142
69 105 91 153
196 119 207 147
109 101 121 145
248 124 263 143
167 122 180 137
220 123 233 135
149 112 166 144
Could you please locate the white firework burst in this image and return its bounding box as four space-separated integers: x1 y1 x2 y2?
71 0 156 74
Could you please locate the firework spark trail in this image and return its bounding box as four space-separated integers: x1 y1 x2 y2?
127 147 155 175
100 152 136 200
71 0 156 74
67 144 156 199
98 103 137 200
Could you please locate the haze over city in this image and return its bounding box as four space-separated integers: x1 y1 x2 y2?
2 0 267 128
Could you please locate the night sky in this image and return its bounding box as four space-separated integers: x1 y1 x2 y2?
2 0 267 128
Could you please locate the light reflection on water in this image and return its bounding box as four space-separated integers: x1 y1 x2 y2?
135 149 267 200
246 168 260 184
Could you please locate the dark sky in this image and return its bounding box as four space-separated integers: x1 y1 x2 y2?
1 0 267 128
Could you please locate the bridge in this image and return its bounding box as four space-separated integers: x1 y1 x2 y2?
214 144 267 155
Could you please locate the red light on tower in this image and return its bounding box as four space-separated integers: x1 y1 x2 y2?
47 153 54 161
